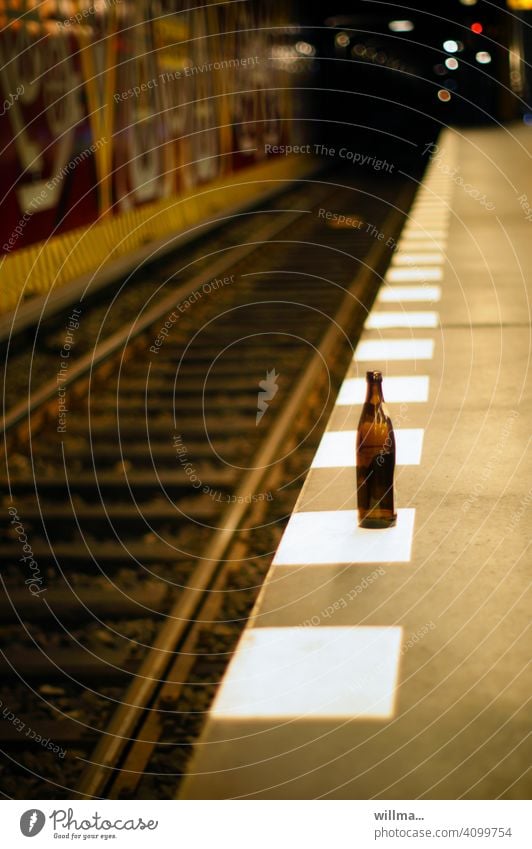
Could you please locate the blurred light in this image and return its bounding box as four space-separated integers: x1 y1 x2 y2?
443 40 459 53
353 43 367 57
460 0 478 5
471 22 483 34
335 32 350 48
388 20 414 32
295 41 316 56
475 51 492 64
366 47 377 60
376 51 387 64
434 64 447 76
271 45 300 70
445 57 459 70
523 113 532 126
438 89 452 102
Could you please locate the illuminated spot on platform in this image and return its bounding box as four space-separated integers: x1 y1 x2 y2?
311 429 424 468
337 375 430 404
365 311 439 329
211 627 403 719
378 285 441 302
273 508 416 565
354 338 435 361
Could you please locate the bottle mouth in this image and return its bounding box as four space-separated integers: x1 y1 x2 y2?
366 370 383 381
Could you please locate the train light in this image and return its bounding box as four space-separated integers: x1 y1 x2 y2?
475 51 492 64
445 57 459 70
388 20 414 32
470 22 483 34
460 0 478 5
437 89 452 102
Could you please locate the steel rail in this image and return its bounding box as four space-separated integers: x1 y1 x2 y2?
2 202 325 437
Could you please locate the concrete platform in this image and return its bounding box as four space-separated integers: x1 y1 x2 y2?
179 126 531 800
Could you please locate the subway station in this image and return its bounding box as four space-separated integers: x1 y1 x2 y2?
0 0 530 806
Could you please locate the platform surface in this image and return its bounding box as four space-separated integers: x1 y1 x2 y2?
179 126 531 800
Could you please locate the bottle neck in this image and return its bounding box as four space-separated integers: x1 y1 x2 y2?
365 379 384 405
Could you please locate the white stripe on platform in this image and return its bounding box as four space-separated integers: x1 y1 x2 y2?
398 237 446 247
411 200 451 206
210 627 403 719
354 339 434 361
386 267 443 282
392 252 444 265
311 429 424 468
337 376 430 404
402 227 447 240
365 311 439 329
378 285 441 303
272 508 416 565
410 207 449 212
408 216 449 224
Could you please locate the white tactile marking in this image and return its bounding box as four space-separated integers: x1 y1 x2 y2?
354 339 434 361
211 627 403 719
397 237 446 248
392 252 444 266
407 209 448 215
386 267 443 282
408 223 448 229
402 229 448 239
411 202 450 209
337 376 430 404
365 311 439 329
378 285 441 303
273 508 416 565
312 429 424 468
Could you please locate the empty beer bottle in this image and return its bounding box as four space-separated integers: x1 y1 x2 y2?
356 370 397 528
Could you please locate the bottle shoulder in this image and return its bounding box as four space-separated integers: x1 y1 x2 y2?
357 403 394 426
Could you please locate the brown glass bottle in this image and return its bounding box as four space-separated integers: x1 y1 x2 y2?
356 370 397 528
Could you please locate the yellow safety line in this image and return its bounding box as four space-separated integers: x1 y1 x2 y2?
0 156 320 314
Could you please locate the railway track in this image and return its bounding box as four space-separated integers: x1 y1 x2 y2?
0 172 415 798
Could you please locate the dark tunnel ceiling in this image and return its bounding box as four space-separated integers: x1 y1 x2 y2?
300 1 510 22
